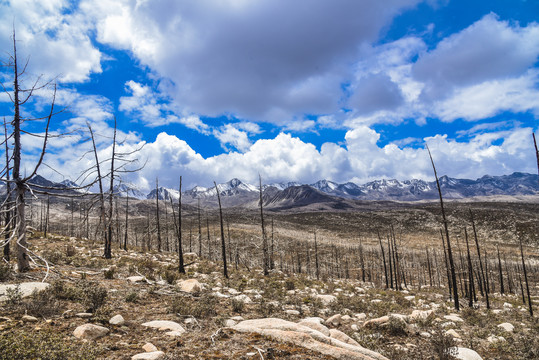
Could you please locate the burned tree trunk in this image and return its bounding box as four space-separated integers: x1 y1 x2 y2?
155 178 162 252
214 181 228 278
259 175 269 276
427 145 459 310
470 209 489 309
377 231 389 289
519 236 533 316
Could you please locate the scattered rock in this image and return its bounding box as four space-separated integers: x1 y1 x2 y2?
0 282 50 301
326 314 342 327
233 294 252 304
143 343 158 352
355 313 367 321
443 314 464 322
142 320 186 333
177 279 203 293
410 310 434 322
487 335 505 343
131 351 165 360
22 315 38 323
73 323 109 340
497 322 514 332
451 347 483 360
127 276 146 283
404 296 415 301
109 314 125 325
503 302 513 309
285 310 300 316
341 315 352 323
420 331 432 338
316 294 337 305
232 318 388 360
76 313 93 319
363 316 390 328
224 319 237 327
445 329 461 339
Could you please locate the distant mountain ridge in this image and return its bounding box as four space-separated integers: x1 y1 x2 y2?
20 172 539 206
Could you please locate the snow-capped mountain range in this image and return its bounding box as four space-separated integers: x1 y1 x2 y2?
12 172 538 205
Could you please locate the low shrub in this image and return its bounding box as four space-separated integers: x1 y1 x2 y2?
169 293 217 318
0 329 100 360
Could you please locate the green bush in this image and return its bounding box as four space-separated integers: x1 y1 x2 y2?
81 282 107 313
0 262 11 281
0 329 99 360
24 288 61 318
103 268 115 280
125 291 139 303
169 293 217 318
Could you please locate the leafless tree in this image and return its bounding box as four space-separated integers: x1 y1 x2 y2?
1 29 56 272
214 181 228 278
259 174 269 275
427 145 459 310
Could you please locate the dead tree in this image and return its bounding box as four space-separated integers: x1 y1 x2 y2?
497 245 505 295
519 236 533 316
314 230 320 280
464 228 475 307
197 199 202 256
427 145 459 310
214 181 228 278
533 133 539 184
377 230 389 288
259 174 269 275
156 178 162 252
470 209 489 309
123 188 129 250
2 119 11 261
170 176 185 273
1 30 56 272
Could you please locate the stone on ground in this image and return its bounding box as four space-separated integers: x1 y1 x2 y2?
131 351 165 360
73 323 109 340
109 314 125 325
142 343 158 352
451 347 483 360
142 320 185 333
232 318 388 360
176 279 203 293
497 322 514 332
0 282 50 301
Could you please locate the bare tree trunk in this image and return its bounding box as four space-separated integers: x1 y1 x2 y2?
123 190 128 250
259 175 269 275
170 177 185 273
214 181 228 278
533 133 539 185
519 236 533 316
377 231 388 289
206 217 211 259
441 229 452 300
197 199 202 256
464 228 475 307
497 245 504 295
470 209 489 309
427 145 459 310
314 230 320 280
3 119 11 261
155 178 161 252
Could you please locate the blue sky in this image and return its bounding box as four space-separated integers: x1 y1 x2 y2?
0 0 538 191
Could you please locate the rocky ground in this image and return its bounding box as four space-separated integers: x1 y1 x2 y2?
1 234 538 360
